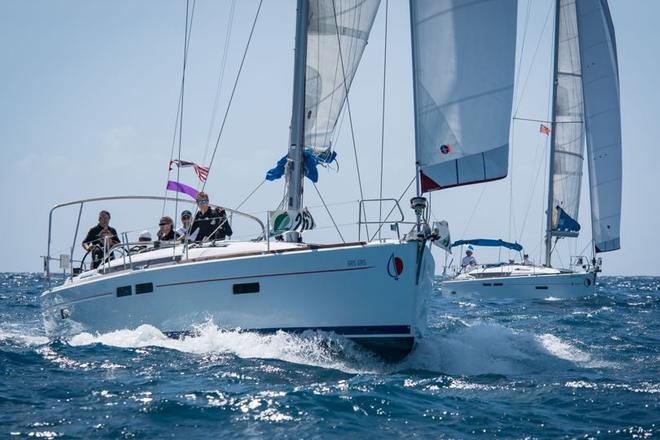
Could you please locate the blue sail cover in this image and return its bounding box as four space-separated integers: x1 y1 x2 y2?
555 205 581 235
451 239 523 252
266 150 337 183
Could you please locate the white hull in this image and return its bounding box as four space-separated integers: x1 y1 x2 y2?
441 265 596 299
42 240 434 360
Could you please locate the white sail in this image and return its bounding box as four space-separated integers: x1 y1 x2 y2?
550 0 586 237
576 0 621 252
410 0 518 192
304 0 381 152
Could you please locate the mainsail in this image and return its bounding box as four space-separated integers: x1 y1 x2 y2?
409 0 518 192
576 0 622 252
304 0 381 152
550 0 586 237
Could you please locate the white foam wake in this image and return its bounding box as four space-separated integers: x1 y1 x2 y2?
63 321 614 376
400 322 615 375
0 326 49 347
68 322 382 374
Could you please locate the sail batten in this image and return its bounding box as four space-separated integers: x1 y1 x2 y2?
410 0 518 192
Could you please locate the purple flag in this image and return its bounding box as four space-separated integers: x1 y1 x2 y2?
166 180 198 199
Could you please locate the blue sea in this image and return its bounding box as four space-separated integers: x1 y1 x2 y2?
0 273 657 439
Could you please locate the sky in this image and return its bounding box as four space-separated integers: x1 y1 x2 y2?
0 0 658 275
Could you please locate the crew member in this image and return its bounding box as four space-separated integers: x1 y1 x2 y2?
157 216 180 241
190 192 233 242
461 246 478 269
176 210 198 241
82 210 120 269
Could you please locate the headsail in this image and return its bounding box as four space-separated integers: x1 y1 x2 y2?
576 0 622 252
409 0 518 192
304 0 381 153
550 0 586 237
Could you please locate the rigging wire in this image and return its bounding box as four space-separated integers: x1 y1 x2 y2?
507 0 531 243
233 179 266 212
202 0 237 167
174 0 196 236
312 183 346 243
460 184 488 240
378 0 389 240
161 0 196 217
513 0 554 118
512 0 532 115
331 0 369 239
203 0 264 191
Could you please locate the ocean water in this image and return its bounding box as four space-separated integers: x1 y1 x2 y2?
0 273 658 439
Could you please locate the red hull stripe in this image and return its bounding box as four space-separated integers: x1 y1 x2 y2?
156 266 374 288
420 170 507 193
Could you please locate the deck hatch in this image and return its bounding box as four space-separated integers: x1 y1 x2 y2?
135 282 153 294
233 282 260 294
116 285 132 297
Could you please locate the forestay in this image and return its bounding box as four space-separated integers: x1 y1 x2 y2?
550 0 585 237
304 0 381 153
576 0 622 252
410 0 518 192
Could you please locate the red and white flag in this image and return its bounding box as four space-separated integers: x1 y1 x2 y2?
169 160 209 183
539 124 551 136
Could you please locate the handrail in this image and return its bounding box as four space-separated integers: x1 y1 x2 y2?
357 198 407 242
45 195 267 288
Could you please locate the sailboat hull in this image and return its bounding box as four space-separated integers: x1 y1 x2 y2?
42 241 434 360
442 265 596 299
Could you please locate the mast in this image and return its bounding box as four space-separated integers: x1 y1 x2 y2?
408 0 422 233
544 0 561 267
285 0 308 214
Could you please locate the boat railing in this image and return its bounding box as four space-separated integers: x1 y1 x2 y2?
356 198 416 242
45 195 267 288
570 255 601 272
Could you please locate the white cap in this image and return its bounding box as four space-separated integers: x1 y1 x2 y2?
138 230 152 241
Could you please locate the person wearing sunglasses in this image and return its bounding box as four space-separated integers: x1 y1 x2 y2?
176 210 198 242
82 210 120 269
190 191 232 242
156 216 180 241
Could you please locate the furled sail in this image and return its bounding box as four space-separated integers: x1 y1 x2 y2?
304 0 381 152
550 0 586 237
576 0 622 252
409 0 518 192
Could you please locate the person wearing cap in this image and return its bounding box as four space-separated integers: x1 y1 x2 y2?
176 210 198 242
461 246 477 270
82 210 120 269
522 254 532 266
156 216 180 241
190 192 233 242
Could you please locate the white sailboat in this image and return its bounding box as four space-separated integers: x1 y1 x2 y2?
40 0 518 359
442 0 622 299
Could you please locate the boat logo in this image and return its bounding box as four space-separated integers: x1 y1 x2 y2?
440 144 452 154
387 254 404 280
